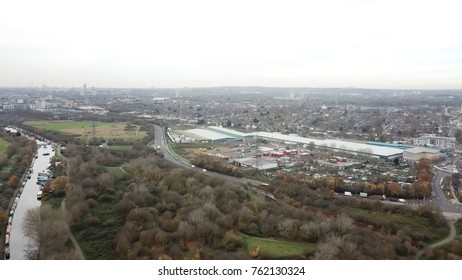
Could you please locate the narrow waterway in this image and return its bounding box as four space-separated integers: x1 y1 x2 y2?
9 142 55 259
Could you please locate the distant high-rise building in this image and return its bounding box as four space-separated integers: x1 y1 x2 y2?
289 92 295 99
81 83 87 95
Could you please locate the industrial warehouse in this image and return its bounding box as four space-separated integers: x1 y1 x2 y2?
169 126 253 144
174 126 405 160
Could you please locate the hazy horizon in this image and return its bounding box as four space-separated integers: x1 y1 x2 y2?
1 0 462 89
1 85 462 92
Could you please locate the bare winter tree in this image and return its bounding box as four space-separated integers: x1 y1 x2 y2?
22 207 41 259
22 205 82 259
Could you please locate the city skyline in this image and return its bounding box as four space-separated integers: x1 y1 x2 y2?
1 0 462 89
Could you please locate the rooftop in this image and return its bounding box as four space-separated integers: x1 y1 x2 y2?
186 128 236 141
247 131 404 157
404 147 441 154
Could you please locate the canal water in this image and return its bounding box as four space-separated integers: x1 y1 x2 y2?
9 142 55 259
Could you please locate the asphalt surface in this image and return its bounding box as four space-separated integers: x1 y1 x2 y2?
432 170 462 214
154 125 262 187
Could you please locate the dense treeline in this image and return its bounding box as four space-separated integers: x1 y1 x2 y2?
270 159 433 200
192 154 243 177
0 132 36 210
0 132 36 258
47 142 449 260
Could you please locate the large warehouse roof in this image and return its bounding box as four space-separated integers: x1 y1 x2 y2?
186 128 235 141
208 126 250 138
247 131 403 158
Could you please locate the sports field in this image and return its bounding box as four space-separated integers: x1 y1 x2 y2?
242 234 316 258
25 120 147 142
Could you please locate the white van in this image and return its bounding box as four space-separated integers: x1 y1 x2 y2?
344 191 353 196
37 190 43 200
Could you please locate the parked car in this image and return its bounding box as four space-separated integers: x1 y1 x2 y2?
4 247 10 260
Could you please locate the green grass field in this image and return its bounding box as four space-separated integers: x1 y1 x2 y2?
0 138 9 157
0 155 16 176
105 166 127 175
242 234 316 258
25 120 147 142
108 145 132 151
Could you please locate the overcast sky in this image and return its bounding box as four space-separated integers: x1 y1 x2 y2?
1 0 461 89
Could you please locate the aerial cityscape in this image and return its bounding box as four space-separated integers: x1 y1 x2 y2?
1 0 462 267
1 85 462 260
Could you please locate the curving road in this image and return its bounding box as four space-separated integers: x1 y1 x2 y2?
432 170 462 219
154 125 267 188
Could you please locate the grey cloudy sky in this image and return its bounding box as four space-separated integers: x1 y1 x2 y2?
1 0 462 89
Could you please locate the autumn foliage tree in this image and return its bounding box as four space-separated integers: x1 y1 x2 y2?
387 182 403 197
7 175 19 187
409 181 430 199
49 175 69 195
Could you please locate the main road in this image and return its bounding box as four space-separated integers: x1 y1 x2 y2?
432 170 462 219
153 125 273 198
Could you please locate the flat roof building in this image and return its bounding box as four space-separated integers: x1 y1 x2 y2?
414 134 456 148
184 128 236 143
207 126 254 142
403 147 441 161
247 131 403 160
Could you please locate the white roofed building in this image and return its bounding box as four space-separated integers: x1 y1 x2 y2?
403 147 441 161
414 134 456 149
247 131 403 160
184 128 236 143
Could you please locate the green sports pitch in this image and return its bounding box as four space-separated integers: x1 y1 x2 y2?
25 120 147 142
